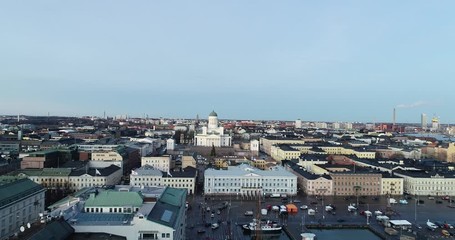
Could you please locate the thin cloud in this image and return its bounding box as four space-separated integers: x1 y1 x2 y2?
396 101 427 108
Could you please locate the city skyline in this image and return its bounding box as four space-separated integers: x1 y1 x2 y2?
1 1 454 122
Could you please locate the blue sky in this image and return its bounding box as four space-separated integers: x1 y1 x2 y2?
1 1 454 123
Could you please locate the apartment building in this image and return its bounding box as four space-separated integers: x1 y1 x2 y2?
284 160 333 196
141 156 173 172
130 165 197 194
331 172 382 196
394 170 455 196
0 177 46 240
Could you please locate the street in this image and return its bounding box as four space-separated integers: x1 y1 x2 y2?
186 193 455 240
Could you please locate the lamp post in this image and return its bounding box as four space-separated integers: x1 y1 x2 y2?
354 186 361 207
367 203 370 225
317 188 327 222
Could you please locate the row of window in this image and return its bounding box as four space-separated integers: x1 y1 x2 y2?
412 187 455 191
85 207 138 213
209 182 293 187
334 188 377 192
334 182 380 186
207 188 293 193
133 178 192 182
133 183 192 188
210 178 293 182
141 233 171 239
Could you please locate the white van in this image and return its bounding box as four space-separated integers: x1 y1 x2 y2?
244 211 254 216
211 223 219 229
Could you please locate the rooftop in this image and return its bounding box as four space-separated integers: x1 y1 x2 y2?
85 190 144 207
69 164 121 177
147 187 187 228
205 164 296 177
71 213 134 226
0 177 45 209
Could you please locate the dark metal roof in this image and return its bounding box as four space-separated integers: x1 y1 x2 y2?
147 187 187 228
69 164 121 177
0 177 45 209
29 219 74 240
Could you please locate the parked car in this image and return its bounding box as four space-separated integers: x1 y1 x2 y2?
293 199 302 203
444 223 454 229
211 223 219 229
434 222 444 228
197 229 206 234
300 205 308 210
436 200 443 204
418 200 425 204
244 211 254 216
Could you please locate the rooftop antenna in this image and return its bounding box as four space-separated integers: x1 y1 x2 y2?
17 114 20 122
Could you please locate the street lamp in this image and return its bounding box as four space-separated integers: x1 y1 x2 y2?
317 188 327 222
353 186 361 207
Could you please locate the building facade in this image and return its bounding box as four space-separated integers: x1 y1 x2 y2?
0 177 46 240
381 175 404 196
194 111 232 147
204 164 297 197
394 170 455 196
141 156 173 172
69 165 122 191
331 172 382 196
69 187 187 240
130 165 197 194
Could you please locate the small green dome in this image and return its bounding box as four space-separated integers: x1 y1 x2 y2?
209 110 218 117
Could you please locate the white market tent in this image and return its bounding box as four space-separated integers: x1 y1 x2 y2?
389 220 412 229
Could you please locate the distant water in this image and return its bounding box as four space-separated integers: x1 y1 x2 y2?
406 133 453 142
308 229 381 240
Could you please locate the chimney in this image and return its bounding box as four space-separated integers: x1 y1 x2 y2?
393 108 396 126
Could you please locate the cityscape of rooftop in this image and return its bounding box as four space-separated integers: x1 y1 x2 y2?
1 1 454 123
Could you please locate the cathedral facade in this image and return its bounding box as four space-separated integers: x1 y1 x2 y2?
194 111 232 147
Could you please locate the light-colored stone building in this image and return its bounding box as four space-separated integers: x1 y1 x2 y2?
381 174 403 196
194 111 232 147
204 164 297 197
0 177 46 240
331 172 382 196
141 156 173 172
284 161 333 196
130 165 197 194
394 170 455 196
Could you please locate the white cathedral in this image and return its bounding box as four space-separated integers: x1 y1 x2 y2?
194 111 232 147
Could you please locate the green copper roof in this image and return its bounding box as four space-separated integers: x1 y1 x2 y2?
159 187 187 207
85 190 143 207
0 177 44 208
14 168 71 177
209 110 218 117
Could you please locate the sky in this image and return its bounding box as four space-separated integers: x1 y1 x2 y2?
1 1 454 123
